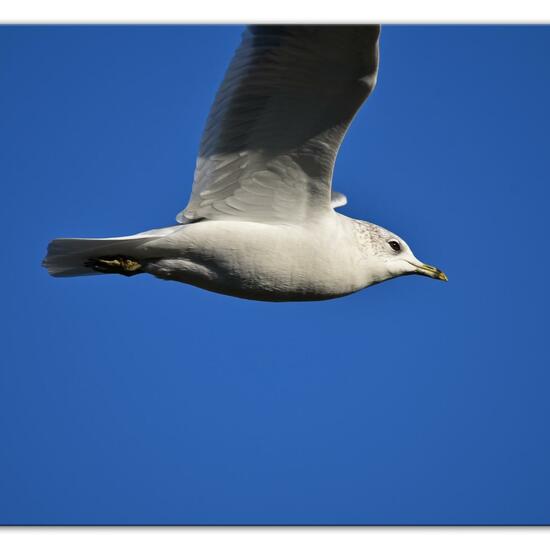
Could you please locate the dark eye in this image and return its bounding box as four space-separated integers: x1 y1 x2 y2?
388 240 401 252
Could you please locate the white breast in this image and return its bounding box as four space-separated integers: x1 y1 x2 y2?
141 215 367 301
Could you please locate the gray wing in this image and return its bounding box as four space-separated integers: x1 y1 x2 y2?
177 25 380 224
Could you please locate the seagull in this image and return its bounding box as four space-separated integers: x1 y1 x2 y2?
43 25 447 302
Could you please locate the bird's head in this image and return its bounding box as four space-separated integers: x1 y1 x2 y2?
354 221 448 285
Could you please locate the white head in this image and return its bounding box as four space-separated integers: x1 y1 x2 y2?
353 221 447 286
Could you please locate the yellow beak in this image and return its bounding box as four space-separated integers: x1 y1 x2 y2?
415 262 448 282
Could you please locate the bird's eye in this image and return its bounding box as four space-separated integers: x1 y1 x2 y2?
388 240 401 252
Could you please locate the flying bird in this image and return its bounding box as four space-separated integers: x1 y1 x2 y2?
43 25 447 302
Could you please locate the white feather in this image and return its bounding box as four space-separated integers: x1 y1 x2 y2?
178 26 379 224
42 226 180 277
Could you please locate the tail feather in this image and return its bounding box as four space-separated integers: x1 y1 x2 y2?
42 226 179 277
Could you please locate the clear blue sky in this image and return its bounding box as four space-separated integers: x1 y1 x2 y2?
1 25 549 525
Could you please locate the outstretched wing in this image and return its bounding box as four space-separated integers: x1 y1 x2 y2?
177 25 380 224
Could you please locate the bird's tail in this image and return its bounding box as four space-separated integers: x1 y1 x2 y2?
42 227 178 277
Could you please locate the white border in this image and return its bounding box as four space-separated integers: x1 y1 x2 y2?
1 0 550 23
0 526 550 549
1 5 549 548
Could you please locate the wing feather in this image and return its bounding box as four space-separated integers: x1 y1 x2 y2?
177 25 380 224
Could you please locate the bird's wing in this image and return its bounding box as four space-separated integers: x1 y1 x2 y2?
177 25 380 224
330 191 348 209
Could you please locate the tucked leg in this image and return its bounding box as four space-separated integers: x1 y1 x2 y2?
84 255 143 276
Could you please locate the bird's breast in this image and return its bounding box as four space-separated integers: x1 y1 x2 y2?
142 219 365 302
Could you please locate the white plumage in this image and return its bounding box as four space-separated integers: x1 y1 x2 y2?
43 25 446 301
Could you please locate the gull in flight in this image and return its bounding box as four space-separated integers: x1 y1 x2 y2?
43 25 447 302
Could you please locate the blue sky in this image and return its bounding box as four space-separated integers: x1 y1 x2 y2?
1 25 549 525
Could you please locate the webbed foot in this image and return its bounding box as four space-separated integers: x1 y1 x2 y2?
84 255 143 276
